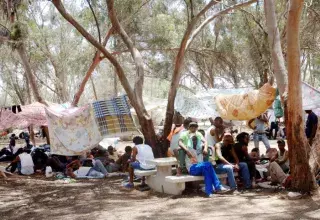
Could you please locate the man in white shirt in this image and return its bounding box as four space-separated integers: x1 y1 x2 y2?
6 149 34 175
124 136 155 189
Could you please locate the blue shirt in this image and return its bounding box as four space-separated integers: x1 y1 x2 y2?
306 112 318 138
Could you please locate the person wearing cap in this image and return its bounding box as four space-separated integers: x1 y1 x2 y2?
305 110 318 145
267 139 290 185
270 139 289 173
179 122 229 197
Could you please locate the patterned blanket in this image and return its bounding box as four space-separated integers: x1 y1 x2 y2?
92 95 138 137
46 105 102 155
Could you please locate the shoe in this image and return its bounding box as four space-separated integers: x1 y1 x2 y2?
216 186 230 194
124 182 134 189
207 194 214 198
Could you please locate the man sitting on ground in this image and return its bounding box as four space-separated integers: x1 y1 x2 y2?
179 122 229 197
269 139 289 181
250 148 260 163
124 136 156 189
0 134 23 162
116 146 132 172
107 146 119 162
66 154 109 179
6 148 34 175
214 133 252 189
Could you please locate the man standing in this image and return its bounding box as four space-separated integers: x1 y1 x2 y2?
305 110 318 145
249 112 270 151
179 122 229 197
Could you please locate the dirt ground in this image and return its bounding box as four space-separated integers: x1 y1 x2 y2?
1 174 320 220
1 137 319 220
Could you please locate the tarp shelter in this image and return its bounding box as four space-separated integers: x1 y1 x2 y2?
0 102 69 130
175 83 276 120
302 82 320 110
46 105 102 156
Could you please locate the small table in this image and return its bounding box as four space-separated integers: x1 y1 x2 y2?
144 158 182 195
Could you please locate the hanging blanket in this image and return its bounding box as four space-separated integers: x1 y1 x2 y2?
215 83 276 120
46 105 102 156
92 95 138 137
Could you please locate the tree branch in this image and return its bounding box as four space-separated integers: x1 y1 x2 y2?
51 0 143 114
106 0 145 101
186 0 258 49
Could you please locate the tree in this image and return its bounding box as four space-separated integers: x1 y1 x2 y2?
286 0 317 192
51 0 159 153
0 0 47 106
264 0 287 98
163 0 258 142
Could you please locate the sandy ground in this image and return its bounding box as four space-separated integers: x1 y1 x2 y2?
2 137 317 220
0 174 320 220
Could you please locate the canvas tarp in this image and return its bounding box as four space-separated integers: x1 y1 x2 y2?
216 83 276 120
175 83 276 120
302 82 320 110
0 102 69 130
46 105 101 156
92 95 139 138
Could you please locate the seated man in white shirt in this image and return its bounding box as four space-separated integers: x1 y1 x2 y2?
124 136 156 189
6 148 34 175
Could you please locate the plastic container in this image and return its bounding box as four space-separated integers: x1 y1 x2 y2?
45 166 53 178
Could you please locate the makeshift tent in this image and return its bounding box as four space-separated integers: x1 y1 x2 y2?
175 83 276 120
302 82 320 110
46 105 101 155
0 102 69 130
92 95 139 137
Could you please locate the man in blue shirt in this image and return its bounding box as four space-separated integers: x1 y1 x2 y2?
305 110 318 145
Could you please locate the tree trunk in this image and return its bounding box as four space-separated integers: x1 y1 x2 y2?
16 44 47 106
286 0 317 192
264 0 288 97
106 0 158 152
163 0 256 141
52 0 158 154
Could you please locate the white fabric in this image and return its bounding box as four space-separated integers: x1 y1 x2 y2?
46 105 102 156
135 144 156 169
302 82 320 110
74 167 91 177
175 88 252 119
19 153 34 175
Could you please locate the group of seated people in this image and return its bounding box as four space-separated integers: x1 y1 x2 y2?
1 136 134 179
160 117 293 197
